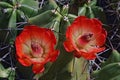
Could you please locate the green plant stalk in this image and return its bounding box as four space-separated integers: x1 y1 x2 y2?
71 57 90 80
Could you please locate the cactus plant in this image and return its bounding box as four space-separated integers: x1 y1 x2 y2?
0 0 120 80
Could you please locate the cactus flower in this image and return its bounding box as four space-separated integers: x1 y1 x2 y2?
15 25 59 74
63 16 107 60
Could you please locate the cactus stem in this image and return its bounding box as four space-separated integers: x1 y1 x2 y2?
70 57 75 75
51 7 62 17
50 20 58 30
52 8 65 17
71 57 90 80
81 61 89 74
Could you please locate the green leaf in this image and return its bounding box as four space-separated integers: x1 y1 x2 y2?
11 0 16 5
93 63 120 80
8 9 16 28
89 0 97 6
78 4 87 16
101 50 120 67
93 50 120 80
0 8 13 43
92 6 106 23
20 0 39 9
16 9 26 21
0 63 13 78
78 1 105 19
8 69 15 80
48 0 59 9
0 63 5 71
108 50 120 62
19 4 38 17
0 1 13 8
68 14 77 23
78 4 95 18
86 6 95 18
38 0 60 13
0 68 10 78
8 9 17 44
3 8 13 14
29 10 58 26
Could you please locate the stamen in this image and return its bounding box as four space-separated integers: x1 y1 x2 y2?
31 41 43 54
78 33 93 45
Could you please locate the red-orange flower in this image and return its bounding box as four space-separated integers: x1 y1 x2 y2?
15 25 59 74
63 16 107 60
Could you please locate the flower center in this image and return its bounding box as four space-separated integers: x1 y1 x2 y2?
31 41 43 55
77 33 93 46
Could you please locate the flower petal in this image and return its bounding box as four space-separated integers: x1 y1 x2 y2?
102 28 107 37
73 51 81 58
18 57 32 66
63 39 74 52
91 18 102 34
63 16 107 60
15 25 59 74
66 16 87 39
95 33 106 46
81 19 102 35
81 47 105 60
32 64 45 74
81 51 96 60
49 50 60 62
15 37 29 58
